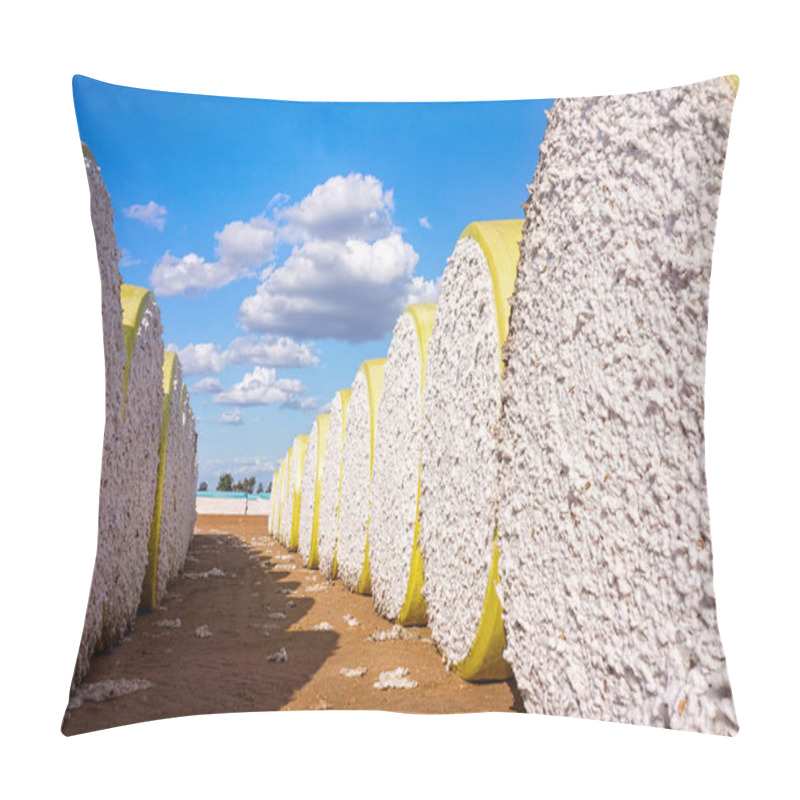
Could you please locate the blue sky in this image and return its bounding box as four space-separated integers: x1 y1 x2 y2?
73 75 552 491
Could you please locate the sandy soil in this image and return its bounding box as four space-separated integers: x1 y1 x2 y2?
62 514 522 735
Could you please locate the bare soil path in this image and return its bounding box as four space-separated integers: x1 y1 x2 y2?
63 514 521 734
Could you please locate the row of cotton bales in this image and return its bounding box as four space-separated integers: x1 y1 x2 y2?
265 78 738 735
73 148 198 691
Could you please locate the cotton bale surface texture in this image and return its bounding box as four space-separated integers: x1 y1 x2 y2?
419 220 522 680
140 350 183 611
288 434 309 551
275 456 288 539
175 383 197 565
317 390 352 579
269 468 280 535
73 150 127 688
297 414 331 568
96 284 163 655
337 359 386 594
369 304 436 625
496 78 739 734
279 447 294 546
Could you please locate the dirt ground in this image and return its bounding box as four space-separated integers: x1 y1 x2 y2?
62 514 522 735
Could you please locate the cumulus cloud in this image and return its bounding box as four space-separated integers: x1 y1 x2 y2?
238 232 437 341
419 217 432 229
220 409 243 425
214 366 315 408
119 248 141 268
151 215 277 296
168 335 318 377
190 377 224 394
278 173 394 242
124 201 167 231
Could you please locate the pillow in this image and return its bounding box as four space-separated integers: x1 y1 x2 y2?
64 75 737 736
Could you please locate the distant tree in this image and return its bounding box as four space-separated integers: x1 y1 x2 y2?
217 473 234 492
267 480 272 493
257 482 264 494
232 476 256 494
198 481 208 492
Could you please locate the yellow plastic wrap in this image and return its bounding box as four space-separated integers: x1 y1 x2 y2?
307 413 331 569
353 359 386 595
140 350 177 611
281 447 293 546
120 284 155 417
450 219 523 681
330 389 352 580
276 454 288 541
397 303 437 626
288 434 308 551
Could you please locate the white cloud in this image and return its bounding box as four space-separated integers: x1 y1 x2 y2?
124 201 167 231
190 377 224 394
278 173 393 242
150 215 277 296
214 216 277 270
220 409 243 424
119 248 141 268
214 366 314 408
224 335 319 368
168 342 226 376
404 274 442 306
238 233 434 341
168 335 318 377
419 217 432 229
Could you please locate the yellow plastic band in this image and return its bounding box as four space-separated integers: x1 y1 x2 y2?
354 359 387 595
397 303 437 626
141 350 177 611
331 389 352 580
289 434 308 551
282 447 293 545
307 413 331 568
120 284 155 418
277 454 288 541
725 74 740 96
450 220 523 681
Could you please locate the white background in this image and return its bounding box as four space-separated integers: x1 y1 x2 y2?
2 1 797 797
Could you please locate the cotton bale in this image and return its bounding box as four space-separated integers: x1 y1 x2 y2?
287 434 309 551
269 469 280 535
419 220 523 680
496 78 739 734
317 389 352 579
279 447 293 546
369 304 436 625
297 414 331 568
337 359 387 594
73 150 127 688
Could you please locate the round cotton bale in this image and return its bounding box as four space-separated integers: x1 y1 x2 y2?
419 220 522 680
275 454 288 540
140 351 183 610
496 78 739 734
98 284 164 652
73 151 127 688
297 414 331 568
288 434 309 551
279 447 294 545
317 390 352 579
369 303 437 625
268 468 280 536
175 383 198 566
337 359 387 594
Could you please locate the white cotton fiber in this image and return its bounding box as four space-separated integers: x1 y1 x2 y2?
419 223 520 677
337 360 385 594
369 305 435 623
317 390 351 579
496 78 738 734
73 152 126 688
269 469 280 535
287 434 308 551
297 414 330 567
279 447 294 546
